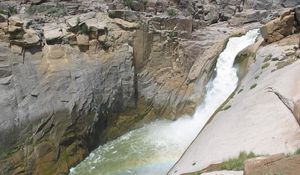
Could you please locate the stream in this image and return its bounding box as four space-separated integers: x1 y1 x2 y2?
70 29 259 175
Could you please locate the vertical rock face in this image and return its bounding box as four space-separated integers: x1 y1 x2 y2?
0 2 231 174
2 0 299 175
0 40 137 174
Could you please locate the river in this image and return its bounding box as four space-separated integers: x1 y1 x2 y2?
70 29 259 175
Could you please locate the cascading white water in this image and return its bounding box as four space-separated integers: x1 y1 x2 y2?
69 29 259 175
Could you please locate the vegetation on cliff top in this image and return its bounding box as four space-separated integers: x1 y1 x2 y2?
187 152 260 175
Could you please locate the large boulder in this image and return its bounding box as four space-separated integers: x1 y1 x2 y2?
244 154 300 175
260 10 297 43
150 16 193 33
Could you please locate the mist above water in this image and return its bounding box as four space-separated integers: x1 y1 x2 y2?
70 29 259 175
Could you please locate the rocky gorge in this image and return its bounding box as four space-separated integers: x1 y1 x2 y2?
0 0 300 175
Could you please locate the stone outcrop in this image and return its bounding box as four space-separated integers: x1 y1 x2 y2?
1 1 300 175
244 154 300 175
260 8 299 43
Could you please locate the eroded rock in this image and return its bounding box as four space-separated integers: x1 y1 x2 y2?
260 10 297 43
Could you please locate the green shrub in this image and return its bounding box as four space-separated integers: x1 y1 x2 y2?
167 9 177 17
238 89 244 94
78 23 89 34
223 105 231 111
143 0 148 6
294 148 300 155
168 31 177 39
275 59 296 70
0 6 17 15
123 0 134 7
263 54 272 63
26 4 66 17
250 83 257 90
99 41 110 51
219 152 258 171
261 62 270 69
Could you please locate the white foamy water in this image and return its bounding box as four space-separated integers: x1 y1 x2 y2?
70 29 259 175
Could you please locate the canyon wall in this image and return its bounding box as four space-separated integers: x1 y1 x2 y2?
0 0 299 175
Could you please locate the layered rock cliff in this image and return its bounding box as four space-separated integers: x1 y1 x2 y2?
0 0 300 175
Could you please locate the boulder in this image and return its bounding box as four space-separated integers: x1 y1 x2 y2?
11 29 40 47
76 34 89 51
76 34 89 46
260 12 296 43
244 154 300 175
113 18 139 30
150 16 193 33
229 10 268 26
8 16 23 27
46 45 66 60
66 12 96 28
108 10 140 22
282 0 300 8
43 25 66 44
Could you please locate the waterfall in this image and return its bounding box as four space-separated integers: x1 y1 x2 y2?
70 29 259 175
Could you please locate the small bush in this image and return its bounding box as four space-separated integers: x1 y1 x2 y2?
255 75 260 80
78 23 89 34
261 62 270 69
238 89 244 94
168 31 177 39
263 54 272 63
167 9 177 17
275 59 296 70
223 105 231 111
250 83 257 90
99 41 110 51
0 6 17 15
26 4 66 17
219 152 258 171
143 0 148 6
294 148 300 155
123 0 134 8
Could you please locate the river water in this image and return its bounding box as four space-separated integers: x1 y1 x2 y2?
70 29 259 175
